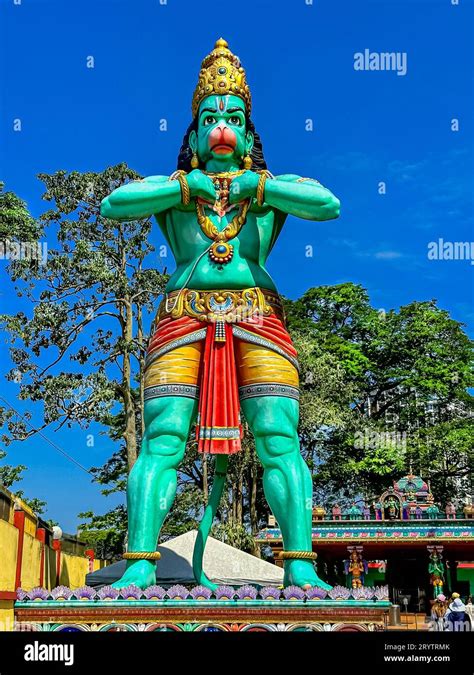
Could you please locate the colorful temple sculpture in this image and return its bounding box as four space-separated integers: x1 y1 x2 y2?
373 474 441 521
99 36 341 594
258 473 474 613
428 546 445 598
344 547 368 588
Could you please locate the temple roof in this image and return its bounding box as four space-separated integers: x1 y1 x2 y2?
257 523 474 557
393 473 429 495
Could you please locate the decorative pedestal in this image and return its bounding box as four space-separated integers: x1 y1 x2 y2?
15 599 391 632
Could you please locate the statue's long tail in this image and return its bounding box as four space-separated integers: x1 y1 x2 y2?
192 454 229 590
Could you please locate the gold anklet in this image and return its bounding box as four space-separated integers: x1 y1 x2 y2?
279 550 317 561
123 551 161 561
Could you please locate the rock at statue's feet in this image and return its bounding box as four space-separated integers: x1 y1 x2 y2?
111 560 156 590
284 559 332 591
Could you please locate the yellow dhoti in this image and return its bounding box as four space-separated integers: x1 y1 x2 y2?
144 287 300 453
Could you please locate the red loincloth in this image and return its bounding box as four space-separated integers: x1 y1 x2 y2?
146 313 298 454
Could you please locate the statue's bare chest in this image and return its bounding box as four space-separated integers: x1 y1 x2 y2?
161 204 281 261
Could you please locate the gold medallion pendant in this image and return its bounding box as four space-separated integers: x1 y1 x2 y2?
209 240 234 264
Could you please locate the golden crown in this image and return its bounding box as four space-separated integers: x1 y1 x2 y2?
192 38 252 118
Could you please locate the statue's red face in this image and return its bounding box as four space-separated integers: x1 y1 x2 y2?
189 95 254 168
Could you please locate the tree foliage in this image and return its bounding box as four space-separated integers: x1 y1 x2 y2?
286 284 473 505
0 165 168 473
77 505 127 560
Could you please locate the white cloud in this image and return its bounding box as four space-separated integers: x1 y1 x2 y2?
374 250 403 260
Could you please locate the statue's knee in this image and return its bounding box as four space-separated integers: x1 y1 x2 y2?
146 416 188 458
148 433 186 458
244 399 299 456
253 419 297 458
143 398 194 458
259 433 297 458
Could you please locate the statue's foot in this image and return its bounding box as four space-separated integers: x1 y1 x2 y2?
195 576 219 592
283 560 332 591
111 560 156 590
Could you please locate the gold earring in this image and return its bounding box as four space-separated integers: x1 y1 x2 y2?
243 154 252 170
191 152 199 169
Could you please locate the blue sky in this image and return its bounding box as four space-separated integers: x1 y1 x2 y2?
0 0 473 531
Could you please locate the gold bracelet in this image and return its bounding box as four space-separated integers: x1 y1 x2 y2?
296 177 321 184
169 170 190 206
123 551 161 561
256 171 268 207
278 550 317 561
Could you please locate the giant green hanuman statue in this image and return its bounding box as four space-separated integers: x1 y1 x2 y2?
101 38 340 590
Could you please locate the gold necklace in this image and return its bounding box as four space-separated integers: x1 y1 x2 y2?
202 170 246 179
196 199 251 264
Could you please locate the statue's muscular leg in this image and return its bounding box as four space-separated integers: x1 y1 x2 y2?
241 396 331 590
112 396 197 589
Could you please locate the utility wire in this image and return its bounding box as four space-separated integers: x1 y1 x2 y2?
0 395 92 475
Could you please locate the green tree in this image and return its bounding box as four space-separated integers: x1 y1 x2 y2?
0 181 42 243
406 418 473 504
0 168 166 548
0 165 167 472
77 505 127 560
0 448 26 488
285 284 473 505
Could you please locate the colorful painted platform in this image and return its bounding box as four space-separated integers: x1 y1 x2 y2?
14 585 391 632
15 599 391 632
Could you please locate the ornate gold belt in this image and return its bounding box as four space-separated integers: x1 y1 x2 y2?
158 287 284 323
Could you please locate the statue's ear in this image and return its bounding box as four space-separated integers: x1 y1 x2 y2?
245 130 254 155
189 130 197 152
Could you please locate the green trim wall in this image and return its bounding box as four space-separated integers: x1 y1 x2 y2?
364 567 386 587
457 566 474 596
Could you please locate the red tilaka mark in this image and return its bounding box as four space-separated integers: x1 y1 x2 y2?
219 98 225 111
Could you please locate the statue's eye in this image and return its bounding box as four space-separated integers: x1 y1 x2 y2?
229 116 242 126
203 116 216 126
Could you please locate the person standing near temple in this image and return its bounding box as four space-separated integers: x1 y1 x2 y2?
446 593 469 631
430 593 447 631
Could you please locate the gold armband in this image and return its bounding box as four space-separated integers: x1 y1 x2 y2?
256 172 267 207
169 170 190 206
256 170 273 207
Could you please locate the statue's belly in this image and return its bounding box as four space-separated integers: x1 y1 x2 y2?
166 251 277 292
164 209 278 292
